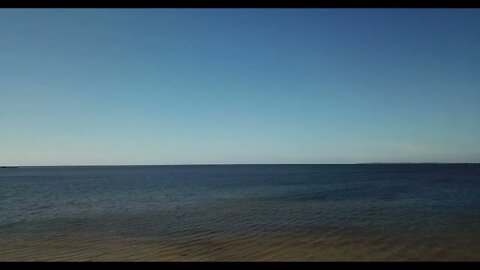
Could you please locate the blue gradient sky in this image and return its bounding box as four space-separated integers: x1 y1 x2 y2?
1 9 480 165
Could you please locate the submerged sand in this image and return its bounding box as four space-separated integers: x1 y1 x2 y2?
1 228 479 261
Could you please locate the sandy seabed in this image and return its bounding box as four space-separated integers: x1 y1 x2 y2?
1 228 479 261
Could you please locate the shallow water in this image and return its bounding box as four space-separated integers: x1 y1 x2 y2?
1 164 479 261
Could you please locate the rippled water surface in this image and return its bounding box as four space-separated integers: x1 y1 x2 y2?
1 164 479 261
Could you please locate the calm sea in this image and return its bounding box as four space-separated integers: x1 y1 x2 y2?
1 164 479 261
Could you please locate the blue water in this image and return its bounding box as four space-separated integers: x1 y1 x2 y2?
1 164 480 260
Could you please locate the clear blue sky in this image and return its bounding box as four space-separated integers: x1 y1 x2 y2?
1 9 479 165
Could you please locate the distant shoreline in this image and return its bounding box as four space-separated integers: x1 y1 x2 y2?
2 163 479 168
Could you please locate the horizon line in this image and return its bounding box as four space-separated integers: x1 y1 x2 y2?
2 162 480 168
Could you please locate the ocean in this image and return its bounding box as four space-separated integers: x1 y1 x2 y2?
1 164 479 261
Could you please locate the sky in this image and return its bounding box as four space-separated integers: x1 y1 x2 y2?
1 9 480 165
